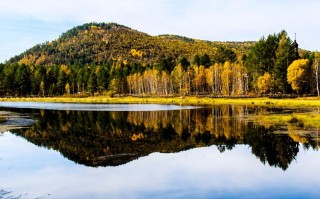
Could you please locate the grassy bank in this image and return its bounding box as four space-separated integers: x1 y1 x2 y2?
1 96 320 108
254 111 320 128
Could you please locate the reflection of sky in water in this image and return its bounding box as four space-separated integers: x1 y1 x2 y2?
0 102 198 111
1 132 319 199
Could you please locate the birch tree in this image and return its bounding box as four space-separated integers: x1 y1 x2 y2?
314 52 320 96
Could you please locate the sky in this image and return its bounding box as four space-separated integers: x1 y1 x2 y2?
1 0 320 63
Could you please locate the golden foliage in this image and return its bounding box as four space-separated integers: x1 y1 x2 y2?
287 59 309 93
65 83 71 95
60 64 72 75
130 49 143 58
131 133 144 141
18 55 36 66
257 72 273 94
221 61 233 95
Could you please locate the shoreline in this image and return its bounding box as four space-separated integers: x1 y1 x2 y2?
1 96 320 129
1 96 320 108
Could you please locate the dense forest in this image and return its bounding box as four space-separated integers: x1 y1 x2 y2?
0 22 319 97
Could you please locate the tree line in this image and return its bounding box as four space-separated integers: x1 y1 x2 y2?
1 30 319 97
0 53 246 97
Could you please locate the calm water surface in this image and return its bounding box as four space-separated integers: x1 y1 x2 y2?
0 102 319 199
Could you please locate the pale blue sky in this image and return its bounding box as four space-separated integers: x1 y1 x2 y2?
1 0 319 62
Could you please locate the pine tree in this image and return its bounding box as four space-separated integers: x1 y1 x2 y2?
88 73 97 96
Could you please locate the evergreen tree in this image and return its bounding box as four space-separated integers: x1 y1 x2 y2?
178 56 190 70
97 68 109 94
193 54 201 66
88 72 97 96
246 31 298 93
245 35 278 77
200 53 211 67
14 64 31 96
213 46 237 64
0 64 5 96
3 64 18 95
34 65 46 95
273 31 295 93
57 71 68 95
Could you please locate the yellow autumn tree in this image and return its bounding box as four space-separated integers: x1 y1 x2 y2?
65 83 71 95
221 61 233 95
193 65 206 94
109 78 120 94
40 80 45 97
171 64 185 95
160 71 170 95
257 72 273 94
287 59 309 95
205 65 215 94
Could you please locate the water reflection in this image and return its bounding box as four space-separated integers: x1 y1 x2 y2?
5 105 319 170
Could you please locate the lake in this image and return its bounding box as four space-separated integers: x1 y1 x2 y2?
0 102 319 199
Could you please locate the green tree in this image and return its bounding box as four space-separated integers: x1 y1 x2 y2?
178 57 190 70
0 64 5 96
274 31 296 93
57 65 72 95
213 46 237 64
157 56 175 72
246 31 299 93
245 34 278 89
46 67 58 96
3 64 18 95
97 67 109 94
34 65 46 95
193 54 201 67
109 78 120 94
76 68 85 93
15 64 31 96
200 53 211 67
87 72 97 96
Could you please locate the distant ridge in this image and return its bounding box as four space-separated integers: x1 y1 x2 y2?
7 22 254 66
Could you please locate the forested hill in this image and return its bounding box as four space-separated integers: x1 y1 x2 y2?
1 22 318 97
7 22 253 66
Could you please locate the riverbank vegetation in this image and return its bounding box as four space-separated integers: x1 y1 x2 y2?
2 96 320 108
254 109 320 128
1 22 319 98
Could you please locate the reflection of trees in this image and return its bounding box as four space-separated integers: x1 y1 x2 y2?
127 106 247 142
9 105 318 169
244 123 299 170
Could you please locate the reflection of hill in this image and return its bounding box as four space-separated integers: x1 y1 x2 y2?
10 105 319 169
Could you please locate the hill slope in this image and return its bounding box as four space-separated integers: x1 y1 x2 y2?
8 22 253 66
